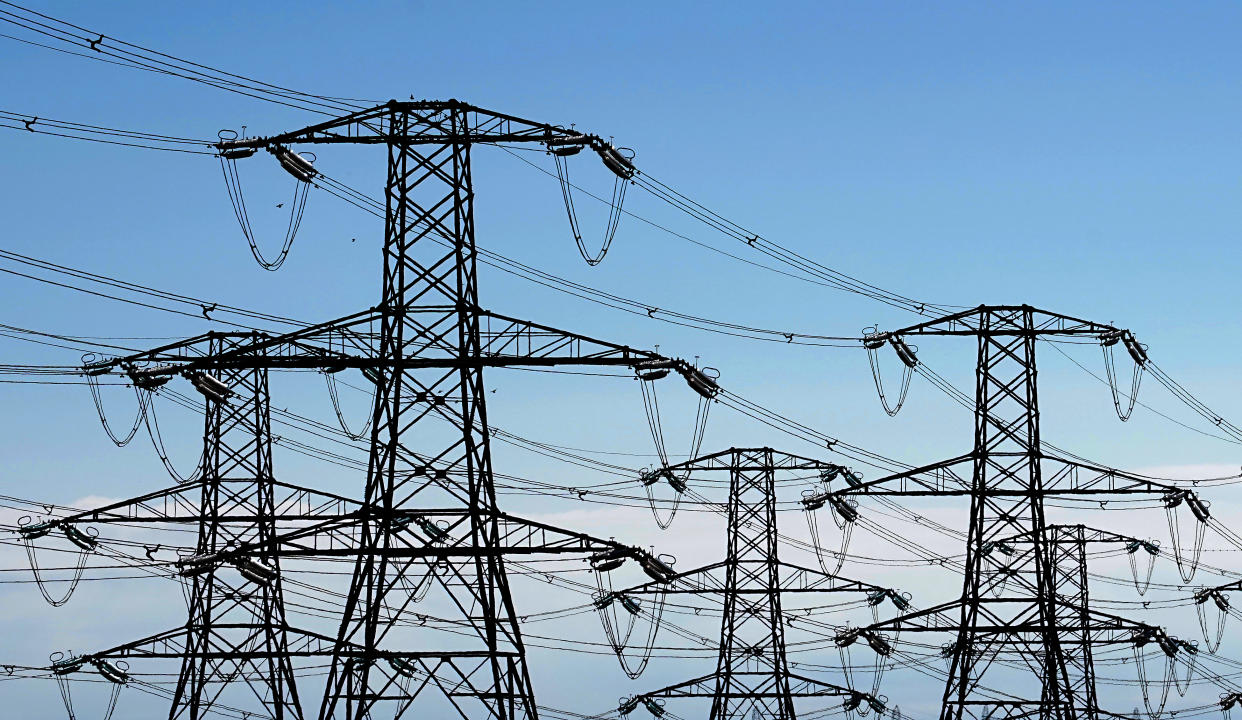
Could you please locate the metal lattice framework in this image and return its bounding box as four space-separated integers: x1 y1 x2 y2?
831 306 1192 720
621 448 889 718
55 335 360 719
170 335 301 719
57 101 711 720
6 91 1235 719
996 524 1157 714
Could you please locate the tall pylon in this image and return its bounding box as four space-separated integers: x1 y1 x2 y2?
145 100 716 720
168 334 301 719
46 334 359 719
617 448 894 719
995 524 1159 714
826 305 1202 720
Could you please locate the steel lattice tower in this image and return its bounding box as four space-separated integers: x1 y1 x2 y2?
170 335 301 719
947 305 1070 716
829 306 1193 720
61 312 668 718
999 524 1163 715
1042 525 1097 714
174 100 710 720
712 447 793 718
55 335 359 719
622 448 891 718
324 105 534 720
59 100 720 720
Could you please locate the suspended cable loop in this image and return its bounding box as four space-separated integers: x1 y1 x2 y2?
1194 588 1230 653
1164 489 1209 583
18 517 97 606
216 135 313 271
82 355 147 447
141 385 204 485
1171 638 1198 697
49 651 126 720
592 561 667 679
1101 329 1145 421
1125 538 1159 596
323 369 373 441
803 476 857 575
1131 626 1177 717
547 136 630 266
635 363 713 529
863 328 916 416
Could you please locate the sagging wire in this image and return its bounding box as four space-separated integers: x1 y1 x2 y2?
1100 330 1145 421
979 541 1017 600
591 559 668 679
635 365 714 529
217 131 314 271
17 517 97 606
312 159 867 347
835 627 893 717
1194 589 1230 654
1147 359 1242 444
1172 638 1199 698
323 369 373 441
863 330 917 417
1126 539 1160 597
1131 630 1176 717
142 388 204 484
1164 490 1210 583
398 558 443 605
637 467 686 531
546 136 633 266
801 468 860 576
49 652 129 720
628 170 957 316
82 354 146 447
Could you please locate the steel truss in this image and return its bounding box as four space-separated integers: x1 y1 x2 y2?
833 306 1191 720
56 335 358 719
620 448 889 719
69 100 709 720
997 525 1155 714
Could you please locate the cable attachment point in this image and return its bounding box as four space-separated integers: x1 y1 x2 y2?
186 370 232 404
638 552 676 583
546 133 589 157
123 363 174 390
596 143 636 180
269 144 317 182
864 328 915 416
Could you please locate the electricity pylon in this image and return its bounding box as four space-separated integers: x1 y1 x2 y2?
59 309 695 719
38 334 360 719
824 305 1206 720
615 448 896 719
993 524 1161 712
70 100 713 720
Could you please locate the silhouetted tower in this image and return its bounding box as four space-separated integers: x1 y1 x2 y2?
170 336 300 719
211 101 710 720
834 306 1197 720
49 335 359 719
622 448 892 718
713 447 793 718
997 524 1155 715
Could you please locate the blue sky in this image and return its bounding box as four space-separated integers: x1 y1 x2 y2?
2 1 1242 717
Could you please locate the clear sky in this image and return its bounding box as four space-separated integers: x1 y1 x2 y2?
1 2 1241 718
